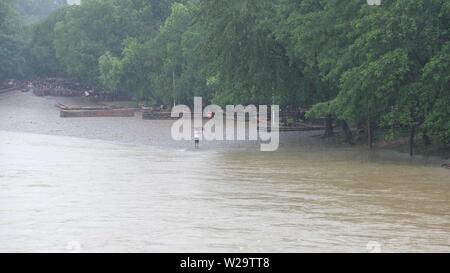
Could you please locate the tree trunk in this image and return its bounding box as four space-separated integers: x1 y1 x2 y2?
367 118 373 150
323 116 334 138
410 126 416 157
422 131 431 146
341 120 353 144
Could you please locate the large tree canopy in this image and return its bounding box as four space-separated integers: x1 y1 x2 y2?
1 0 449 152
0 0 24 80
14 0 67 24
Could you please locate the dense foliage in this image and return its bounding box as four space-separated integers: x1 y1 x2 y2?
14 0 67 24
0 0 24 80
1 0 449 153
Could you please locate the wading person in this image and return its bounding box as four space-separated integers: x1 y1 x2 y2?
194 128 201 149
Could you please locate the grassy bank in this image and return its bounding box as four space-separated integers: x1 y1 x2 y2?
328 130 450 160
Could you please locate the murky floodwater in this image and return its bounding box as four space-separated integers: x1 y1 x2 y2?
1 130 449 253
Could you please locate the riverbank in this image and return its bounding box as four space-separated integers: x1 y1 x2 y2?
0 90 448 165
0 90 332 149
378 137 450 159
0 90 283 150
326 130 450 160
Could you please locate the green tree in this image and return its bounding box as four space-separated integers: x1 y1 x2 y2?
14 0 67 24
197 0 303 106
152 2 212 105
54 0 174 86
22 7 67 77
422 43 450 147
0 0 24 80
308 0 450 152
277 0 366 137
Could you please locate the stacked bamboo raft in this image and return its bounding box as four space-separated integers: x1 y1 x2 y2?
56 103 136 118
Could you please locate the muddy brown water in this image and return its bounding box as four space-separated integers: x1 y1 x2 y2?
0 91 449 252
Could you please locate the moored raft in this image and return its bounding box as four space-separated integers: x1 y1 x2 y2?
60 108 136 118
0 87 18 94
142 111 180 120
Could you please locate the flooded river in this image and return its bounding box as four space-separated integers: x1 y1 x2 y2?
1 130 449 252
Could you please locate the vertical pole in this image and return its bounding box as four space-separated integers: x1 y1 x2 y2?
272 93 275 128
172 71 176 107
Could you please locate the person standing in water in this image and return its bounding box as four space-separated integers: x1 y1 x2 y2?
194 128 201 149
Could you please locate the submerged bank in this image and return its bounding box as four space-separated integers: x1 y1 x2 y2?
0 90 448 165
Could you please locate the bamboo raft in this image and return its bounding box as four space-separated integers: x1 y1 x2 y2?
142 110 324 131
57 103 136 118
60 108 136 118
56 103 116 111
34 89 85 97
257 125 325 132
0 87 18 94
142 111 179 120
